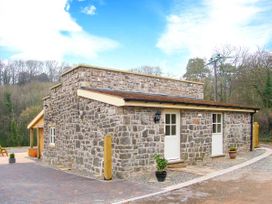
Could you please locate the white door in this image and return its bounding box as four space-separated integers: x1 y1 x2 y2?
164 111 180 161
212 113 223 156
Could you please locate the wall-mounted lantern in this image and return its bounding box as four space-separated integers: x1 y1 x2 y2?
154 111 161 123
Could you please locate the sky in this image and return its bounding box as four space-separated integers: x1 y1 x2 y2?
0 0 272 76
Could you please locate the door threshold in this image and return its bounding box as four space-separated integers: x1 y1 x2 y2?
211 154 225 158
167 159 184 164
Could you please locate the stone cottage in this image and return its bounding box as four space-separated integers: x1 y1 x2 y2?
36 65 258 178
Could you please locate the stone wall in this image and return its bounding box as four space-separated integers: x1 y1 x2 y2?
114 107 164 178
180 111 213 162
61 66 204 99
44 93 164 178
224 112 251 152
42 66 251 178
179 111 251 163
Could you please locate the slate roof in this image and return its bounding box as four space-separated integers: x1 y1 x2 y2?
80 87 259 111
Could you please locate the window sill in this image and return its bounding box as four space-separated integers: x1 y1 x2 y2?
49 143 55 148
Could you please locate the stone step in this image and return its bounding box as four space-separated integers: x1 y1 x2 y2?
167 160 187 169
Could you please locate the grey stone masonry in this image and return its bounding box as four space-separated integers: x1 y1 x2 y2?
224 112 251 152
179 111 251 164
42 65 252 178
62 66 204 99
180 111 213 162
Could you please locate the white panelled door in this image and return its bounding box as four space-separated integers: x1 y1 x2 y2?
212 113 223 156
164 111 180 161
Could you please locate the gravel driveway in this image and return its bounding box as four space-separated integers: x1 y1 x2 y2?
1 147 271 204
0 153 158 204
133 147 272 203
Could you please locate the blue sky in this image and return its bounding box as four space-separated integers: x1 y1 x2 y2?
0 0 272 76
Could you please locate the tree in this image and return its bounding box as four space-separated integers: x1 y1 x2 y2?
18 105 41 146
4 92 13 115
9 119 21 146
217 63 236 102
18 71 32 85
183 58 210 81
130 66 162 76
183 58 213 100
33 73 50 82
262 70 272 108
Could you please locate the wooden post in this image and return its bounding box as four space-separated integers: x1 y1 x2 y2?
253 122 260 148
37 128 40 159
30 128 34 148
104 134 112 180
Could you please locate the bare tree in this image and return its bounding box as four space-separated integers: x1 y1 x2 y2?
130 66 162 76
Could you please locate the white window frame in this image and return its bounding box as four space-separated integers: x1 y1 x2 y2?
49 127 56 145
164 112 177 136
212 113 222 134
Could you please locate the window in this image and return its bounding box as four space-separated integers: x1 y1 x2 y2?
50 127 56 144
212 114 222 133
165 113 177 135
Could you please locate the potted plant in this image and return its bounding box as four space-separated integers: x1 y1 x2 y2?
9 153 16 164
28 138 37 157
229 146 237 159
154 154 168 182
28 147 37 157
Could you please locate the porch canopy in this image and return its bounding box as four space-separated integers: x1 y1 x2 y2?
77 87 259 113
27 110 44 158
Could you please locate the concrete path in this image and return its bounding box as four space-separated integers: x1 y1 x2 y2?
0 153 158 204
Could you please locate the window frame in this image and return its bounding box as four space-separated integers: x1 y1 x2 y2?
212 113 222 134
165 112 177 136
49 127 56 145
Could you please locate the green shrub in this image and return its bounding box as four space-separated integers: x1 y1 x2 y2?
229 146 237 152
154 154 168 171
9 153 15 159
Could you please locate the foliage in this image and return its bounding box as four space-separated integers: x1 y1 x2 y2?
255 110 272 141
263 71 272 108
154 154 168 171
183 58 213 100
3 92 13 114
9 153 15 159
9 119 21 146
183 49 272 139
0 81 52 147
229 146 237 152
183 58 210 81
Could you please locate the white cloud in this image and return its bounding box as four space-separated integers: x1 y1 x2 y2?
0 0 118 61
81 5 96 16
157 0 272 58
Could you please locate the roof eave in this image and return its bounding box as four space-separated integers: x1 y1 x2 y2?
124 101 257 113
124 98 259 111
27 110 44 129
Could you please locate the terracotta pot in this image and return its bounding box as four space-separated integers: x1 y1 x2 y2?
28 148 37 157
155 171 167 182
229 151 237 159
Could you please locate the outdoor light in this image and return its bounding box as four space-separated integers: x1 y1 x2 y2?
154 111 161 123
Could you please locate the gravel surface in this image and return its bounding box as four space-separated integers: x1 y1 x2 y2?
128 170 200 188
196 148 265 170
126 148 266 189
133 147 272 204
